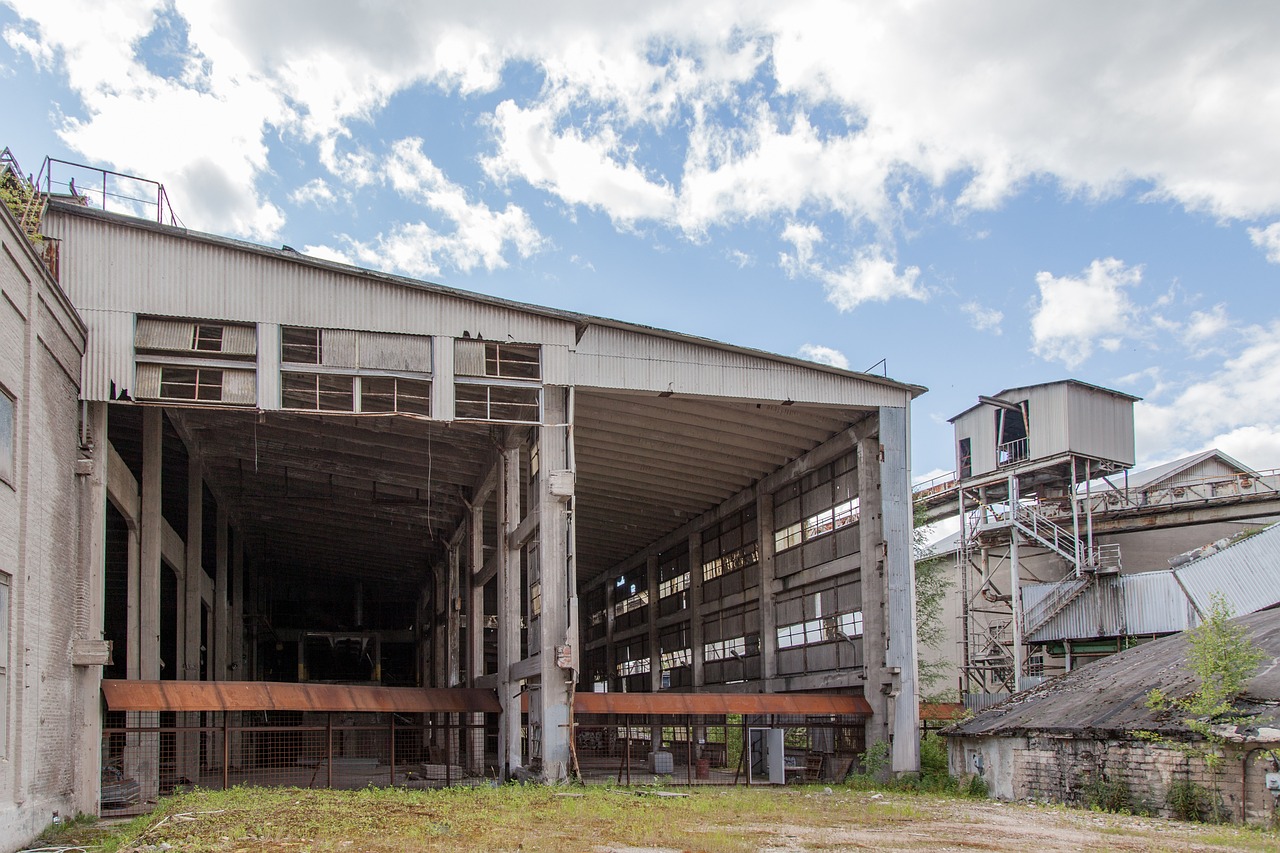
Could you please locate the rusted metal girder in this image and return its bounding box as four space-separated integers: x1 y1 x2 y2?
571 691 871 717
101 679 501 713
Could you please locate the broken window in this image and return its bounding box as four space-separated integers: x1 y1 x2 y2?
485 343 540 379
0 389 12 485
281 326 322 364
159 367 224 402
281 372 355 411
773 456 859 552
996 401 1030 466
958 437 972 479
360 376 431 416
192 324 224 352
455 383 540 422
702 506 758 581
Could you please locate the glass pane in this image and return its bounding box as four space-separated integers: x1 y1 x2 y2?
317 374 354 411
360 376 396 413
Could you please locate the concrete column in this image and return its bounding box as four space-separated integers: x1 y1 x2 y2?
756 489 778 684
135 407 163 802
497 438 523 777
537 387 575 782
139 409 163 680
230 530 244 680
603 576 616 689
180 455 203 781
468 500 486 772
447 546 462 687
214 508 228 680
857 426 889 759
74 401 108 815
646 555 662 749
880 405 920 774
688 534 704 689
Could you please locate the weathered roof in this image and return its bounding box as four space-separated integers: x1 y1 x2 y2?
948 379 1140 423
948 607 1280 740
1108 448 1257 494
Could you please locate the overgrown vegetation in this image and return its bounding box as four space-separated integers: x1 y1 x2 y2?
913 501 954 695
1140 593 1266 821
847 733 986 798
1166 778 1227 823
1080 775 1145 815
30 781 1279 852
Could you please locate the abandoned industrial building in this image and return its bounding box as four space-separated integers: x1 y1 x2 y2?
0 158 924 846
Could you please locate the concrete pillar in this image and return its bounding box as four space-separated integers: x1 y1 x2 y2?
74 401 108 815
688 534 704 690
536 387 575 782
497 438 523 777
857 426 889 759
447 546 461 687
467 500 486 773
756 489 778 684
135 407 163 802
214 508 228 681
646 555 662 749
181 455 203 781
879 405 920 774
230 531 244 680
603 575 616 689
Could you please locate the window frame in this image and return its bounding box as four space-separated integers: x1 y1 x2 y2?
0 387 13 487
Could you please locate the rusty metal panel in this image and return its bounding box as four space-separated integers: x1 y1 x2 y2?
101 680 501 713
571 691 871 717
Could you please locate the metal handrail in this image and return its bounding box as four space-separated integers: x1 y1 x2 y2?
39 157 182 227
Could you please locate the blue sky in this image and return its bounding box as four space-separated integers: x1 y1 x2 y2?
3 1 1280 482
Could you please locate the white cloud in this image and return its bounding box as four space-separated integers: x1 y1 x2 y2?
3 24 54 69
9 2 1280 254
1030 258 1144 369
1248 222 1280 263
1184 304 1229 344
961 301 1003 335
1135 319 1280 467
780 224 925 312
300 243 353 265
383 137 544 273
796 344 849 370
483 100 677 226
289 178 339 207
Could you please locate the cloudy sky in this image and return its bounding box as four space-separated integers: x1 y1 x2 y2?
3 1 1279 482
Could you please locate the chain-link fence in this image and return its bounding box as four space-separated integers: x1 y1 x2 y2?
101 710 496 814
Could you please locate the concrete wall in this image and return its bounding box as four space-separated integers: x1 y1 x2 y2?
949 733 1278 825
0 209 93 852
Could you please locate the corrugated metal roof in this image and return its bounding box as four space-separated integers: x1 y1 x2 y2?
948 379 1141 423
101 679 502 713
571 691 871 716
949 607 1280 739
1174 523 1280 616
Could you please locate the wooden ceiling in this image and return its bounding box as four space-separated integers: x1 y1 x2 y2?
132 393 869 597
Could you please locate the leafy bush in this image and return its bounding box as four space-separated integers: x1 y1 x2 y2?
920 732 948 775
1079 775 1143 814
964 774 989 798
1165 779 1226 823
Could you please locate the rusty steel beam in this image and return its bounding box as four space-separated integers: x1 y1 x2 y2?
101 679 501 713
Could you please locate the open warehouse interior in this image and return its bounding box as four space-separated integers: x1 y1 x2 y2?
0 177 926 830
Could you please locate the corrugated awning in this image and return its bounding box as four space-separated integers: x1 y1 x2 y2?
570 691 871 717
101 680 501 713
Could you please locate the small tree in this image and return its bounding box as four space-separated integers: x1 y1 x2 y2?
1143 593 1266 818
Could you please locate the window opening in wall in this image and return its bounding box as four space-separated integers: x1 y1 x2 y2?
658 572 689 598
773 456 859 553
192 324 224 352
281 372 355 411
701 506 759 581
0 388 13 485
281 326 322 364
776 609 862 649
958 437 972 479
530 581 542 619
455 384 540 422
617 658 651 677
485 343 541 380
159 367 223 402
996 401 1030 467
360 376 431 416
703 636 747 661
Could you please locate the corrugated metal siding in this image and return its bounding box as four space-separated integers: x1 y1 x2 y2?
80 309 135 402
952 408 996 476
321 328 359 367
358 331 431 372
1122 571 1195 635
571 326 912 406
1065 383 1135 467
44 210 576 351
1175 524 1280 616
1025 384 1069 461
136 316 193 350
224 369 256 405
258 323 280 409
454 339 486 376
1025 571 1193 642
